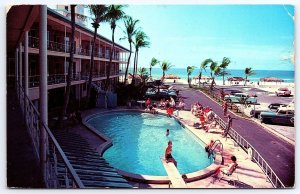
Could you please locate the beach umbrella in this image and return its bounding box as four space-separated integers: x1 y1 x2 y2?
163 74 181 79
260 77 284 82
227 77 245 82
193 75 212 80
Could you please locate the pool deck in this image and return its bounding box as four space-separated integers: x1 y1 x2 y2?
78 108 273 188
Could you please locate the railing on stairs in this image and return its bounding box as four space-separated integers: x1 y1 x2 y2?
16 83 84 188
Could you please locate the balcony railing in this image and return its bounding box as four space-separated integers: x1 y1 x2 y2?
28 36 121 60
17 83 84 188
29 72 121 88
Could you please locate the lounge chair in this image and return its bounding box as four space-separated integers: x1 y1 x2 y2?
219 164 239 186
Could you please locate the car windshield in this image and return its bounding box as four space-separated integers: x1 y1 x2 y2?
279 88 289 91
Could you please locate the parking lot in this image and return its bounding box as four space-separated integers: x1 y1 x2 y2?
215 85 295 143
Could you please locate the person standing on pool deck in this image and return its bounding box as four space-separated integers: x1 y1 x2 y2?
223 100 228 116
145 98 151 108
165 140 177 167
222 114 235 138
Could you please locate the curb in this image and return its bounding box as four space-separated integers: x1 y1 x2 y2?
194 87 295 146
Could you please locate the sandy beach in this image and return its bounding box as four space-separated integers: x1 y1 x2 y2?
163 78 295 95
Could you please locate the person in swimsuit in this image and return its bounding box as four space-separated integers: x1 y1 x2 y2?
165 140 177 167
213 155 238 178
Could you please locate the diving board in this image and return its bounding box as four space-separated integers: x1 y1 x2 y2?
160 157 187 188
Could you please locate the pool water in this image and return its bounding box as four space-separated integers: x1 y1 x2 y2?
87 111 213 176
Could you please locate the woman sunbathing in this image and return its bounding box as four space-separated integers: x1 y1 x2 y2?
213 155 238 180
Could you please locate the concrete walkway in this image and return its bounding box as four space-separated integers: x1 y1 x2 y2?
173 83 294 187
78 108 272 188
7 86 44 188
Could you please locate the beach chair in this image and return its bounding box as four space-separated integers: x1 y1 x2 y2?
219 164 239 186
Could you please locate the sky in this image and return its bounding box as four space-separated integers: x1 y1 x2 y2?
81 4 295 71
47 4 294 71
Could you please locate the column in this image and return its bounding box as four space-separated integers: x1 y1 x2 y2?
24 31 29 119
19 42 23 89
15 48 19 85
24 31 29 97
39 5 48 184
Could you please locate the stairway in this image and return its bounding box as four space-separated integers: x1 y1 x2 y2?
52 130 132 188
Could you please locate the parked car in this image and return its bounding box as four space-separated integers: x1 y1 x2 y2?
144 88 177 101
259 107 294 126
250 107 275 118
268 103 287 110
223 89 243 95
224 93 257 104
275 87 291 96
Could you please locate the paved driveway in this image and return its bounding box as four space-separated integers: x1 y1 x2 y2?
174 84 295 187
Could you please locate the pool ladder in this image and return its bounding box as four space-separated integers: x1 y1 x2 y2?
210 140 224 165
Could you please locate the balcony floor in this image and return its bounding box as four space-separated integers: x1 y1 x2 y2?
7 84 44 188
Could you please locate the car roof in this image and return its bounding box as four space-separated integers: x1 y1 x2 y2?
278 87 289 90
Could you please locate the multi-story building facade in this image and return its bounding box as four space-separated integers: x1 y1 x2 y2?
7 5 129 111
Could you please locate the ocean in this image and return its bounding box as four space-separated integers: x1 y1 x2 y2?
138 68 295 83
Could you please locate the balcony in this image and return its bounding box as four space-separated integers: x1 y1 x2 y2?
28 72 121 88
28 36 121 60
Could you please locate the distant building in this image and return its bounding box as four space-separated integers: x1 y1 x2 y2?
54 5 87 27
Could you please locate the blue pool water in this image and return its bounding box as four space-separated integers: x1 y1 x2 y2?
87 111 213 176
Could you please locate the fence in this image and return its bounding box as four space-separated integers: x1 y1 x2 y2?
16 83 84 188
213 113 285 188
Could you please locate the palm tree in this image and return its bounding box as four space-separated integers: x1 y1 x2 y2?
86 5 108 107
132 30 150 85
105 5 126 91
57 5 76 128
219 57 231 85
210 65 222 90
149 57 159 80
209 62 219 90
187 66 197 88
244 67 255 86
209 60 217 78
199 58 212 86
161 60 172 80
138 67 149 84
121 16 139 84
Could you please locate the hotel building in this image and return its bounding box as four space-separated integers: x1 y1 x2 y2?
7 5 130 111
7 5 131 188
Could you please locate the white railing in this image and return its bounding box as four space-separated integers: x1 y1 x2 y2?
213 112 285 188
17 83 84 188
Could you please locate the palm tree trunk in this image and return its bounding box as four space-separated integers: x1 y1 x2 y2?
244 75 248 86
136 51 139 75
198 70 202 87
86 24 99 107
132 50 137 85
188 74 191 88
210 77 215 90
223 74 225 85
150 66 152 78
124 43 132 84
106 27 115 91
57 5 76 128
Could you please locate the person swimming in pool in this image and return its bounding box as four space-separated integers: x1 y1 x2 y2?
166 129 170 136
165 140 177 167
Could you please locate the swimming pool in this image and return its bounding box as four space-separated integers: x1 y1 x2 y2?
87 111 213 176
